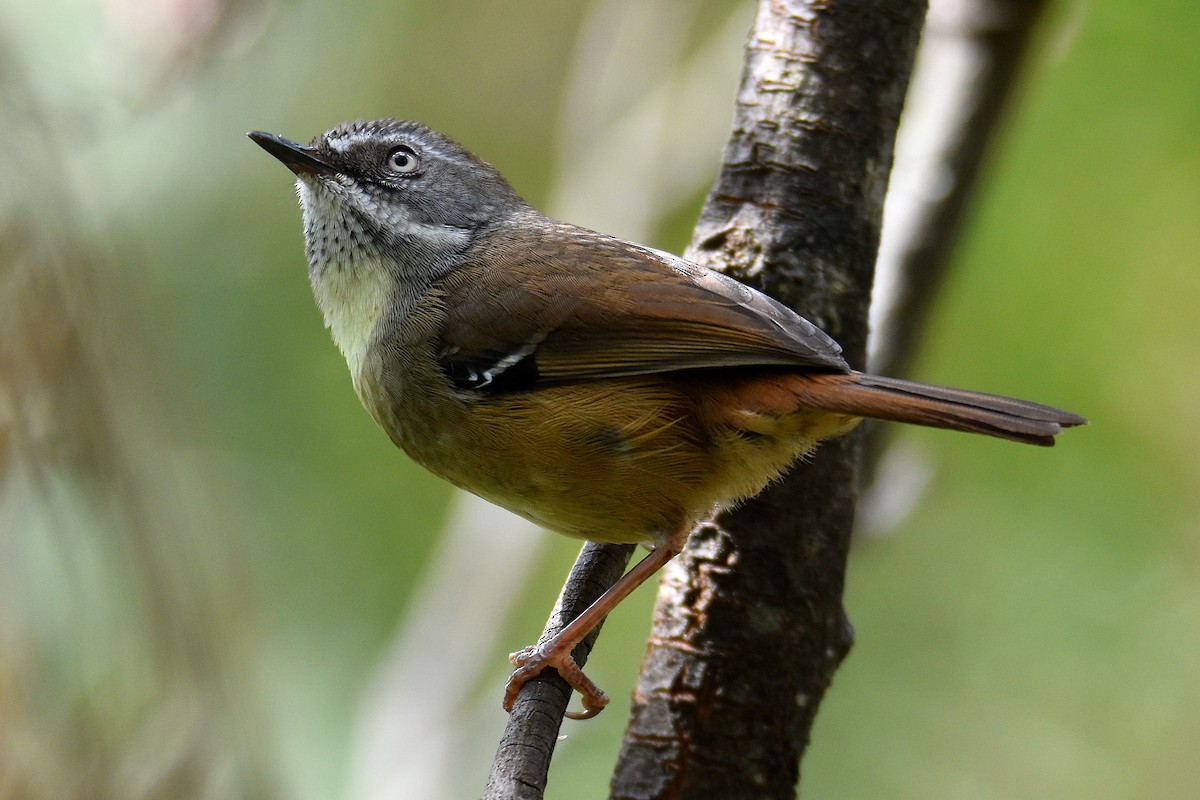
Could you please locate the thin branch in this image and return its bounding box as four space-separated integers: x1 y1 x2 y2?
610 2 925 798
482 541 635 800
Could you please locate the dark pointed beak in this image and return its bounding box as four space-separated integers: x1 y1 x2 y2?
248 131 336 177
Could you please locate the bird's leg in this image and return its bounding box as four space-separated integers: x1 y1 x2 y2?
503 524 689 720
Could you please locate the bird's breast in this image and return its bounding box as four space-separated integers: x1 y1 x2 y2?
309 258 393 386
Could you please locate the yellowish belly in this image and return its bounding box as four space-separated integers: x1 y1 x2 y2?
358 356 836 546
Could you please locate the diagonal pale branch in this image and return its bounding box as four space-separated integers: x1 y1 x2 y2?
870 0 1053 381
861 0 1051 500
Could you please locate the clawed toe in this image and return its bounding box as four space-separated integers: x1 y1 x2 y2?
502 643 610 718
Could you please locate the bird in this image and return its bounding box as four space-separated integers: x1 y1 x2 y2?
249 118 1085 719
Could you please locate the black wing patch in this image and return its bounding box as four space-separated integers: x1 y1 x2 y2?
439 341 540 393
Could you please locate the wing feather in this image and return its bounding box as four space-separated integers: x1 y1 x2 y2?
436 221 848 391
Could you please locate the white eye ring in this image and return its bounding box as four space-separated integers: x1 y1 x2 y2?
387 145 419 174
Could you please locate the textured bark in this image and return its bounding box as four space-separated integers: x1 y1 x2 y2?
609 2 925 798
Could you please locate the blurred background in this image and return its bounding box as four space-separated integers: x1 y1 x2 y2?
1 0 1196 798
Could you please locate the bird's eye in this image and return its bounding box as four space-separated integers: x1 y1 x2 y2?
386 145 420 175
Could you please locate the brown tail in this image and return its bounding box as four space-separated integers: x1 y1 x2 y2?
798 371 1087 446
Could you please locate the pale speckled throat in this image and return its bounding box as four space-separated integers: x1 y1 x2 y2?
297 178 391 382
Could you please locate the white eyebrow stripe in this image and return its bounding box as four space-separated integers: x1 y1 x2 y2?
324 132 474 171
326 130 433 154
326 131 376 153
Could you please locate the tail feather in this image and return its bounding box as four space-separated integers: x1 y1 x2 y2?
798 372 1086 447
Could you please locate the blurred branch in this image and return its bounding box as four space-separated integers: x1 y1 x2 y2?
349 496 543 800
0 38 276 800
611 1 924 798
862 0 1050 492
871 0 1051 378
550 0 752 241
482 542 635 800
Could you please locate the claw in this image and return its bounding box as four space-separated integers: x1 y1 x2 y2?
503 642 611 718
499 532 689 721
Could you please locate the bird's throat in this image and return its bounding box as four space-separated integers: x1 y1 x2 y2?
310 257 391 384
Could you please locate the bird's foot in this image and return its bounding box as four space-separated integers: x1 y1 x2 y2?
503 642 610 720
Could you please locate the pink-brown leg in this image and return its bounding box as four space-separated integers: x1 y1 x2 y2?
503 526 689 719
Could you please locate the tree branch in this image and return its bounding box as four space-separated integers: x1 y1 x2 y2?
610 2 925 798
482 541 635 800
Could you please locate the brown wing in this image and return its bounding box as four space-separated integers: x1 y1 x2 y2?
436 221 849 392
